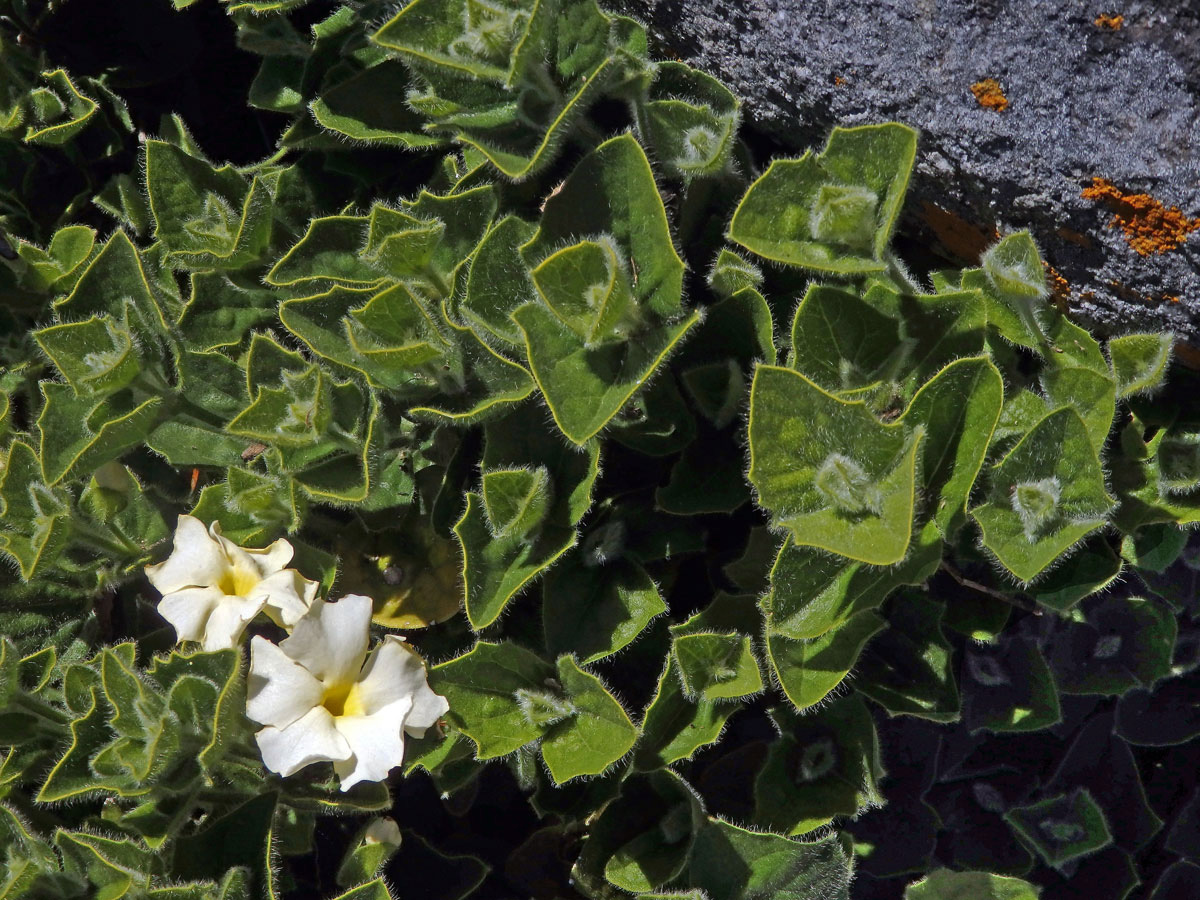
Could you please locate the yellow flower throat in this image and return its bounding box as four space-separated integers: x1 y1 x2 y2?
322 680 367 718
217 563 262 598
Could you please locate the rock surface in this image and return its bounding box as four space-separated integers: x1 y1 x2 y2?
618 0 1200 345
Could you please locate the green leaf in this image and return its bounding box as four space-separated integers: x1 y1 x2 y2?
766 607 884 712
787 283 907 392
95 172 153 236
543 555 666 664
310 60 441 148
248 55 305 113
610 371 697 456
748 364 922 565
958 268 1041 350
672 632 762 702
460 214 537 345
889 287 990 392
279 284 445 392
729 123 917 274
1108 333 1173 398
147 647 242 772
972 408 1115 583
765 543 888 641
481 400 602 525
1047 595 1177 696
481 466 551 540
144 140 272 269
377 0 632 178
266 215 381 287
55 829 157 895
531 238 637 346
905 869 1041 900
454 491 575 631
55 230 170 334
641 62 739 180
516 303 700 444
523 133 686 320
288 398 380 504
227 365 334 449
573 769 705 894
854 593 960 722
177 272 279 351
16 225 95 291
634 656 739 771
405 312 535 426
962 636 1061 733
173 792 278 900
36 383 162 486
1004 788 1112 869
1032 537 1123 613
34 315 140 398
384 833 489 900
395 186 498 288
0 804 63 892
361 205 443 282
372 0 539 83
24 69 97 145
430 641 554 759
1155 428 1200 498
656 434 750 514
818 124 919 255
680 284 776 371
540 655 637 784
708 248 764 300
328 879 394 900
981 231 1048 302
1121 523 1188 573
144 424 233 472
994 386 1051 445
37 686 122 801
900 356 1004 537
753 696 883 834
1042 363 1116 455
683 820 851 900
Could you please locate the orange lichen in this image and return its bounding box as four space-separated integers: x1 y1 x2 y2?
1045 263 1071 310
970 79 1009 112
1094 13 1124 29
833 75 846 86
920 203 998 263
1082 177 1200 255
1164 294 1181 303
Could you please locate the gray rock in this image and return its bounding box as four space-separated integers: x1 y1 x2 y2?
619 0 1200 345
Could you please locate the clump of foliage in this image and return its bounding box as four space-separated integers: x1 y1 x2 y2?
2 0 1200 898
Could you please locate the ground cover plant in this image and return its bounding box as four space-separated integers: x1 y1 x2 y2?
2 0 1200 897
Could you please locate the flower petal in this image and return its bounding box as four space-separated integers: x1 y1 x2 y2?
281 595 371 686
332 699 412 791
246 537 295 576
255 570 318 628
364 817 402 846
145 515 228 595
357 637 449 735
157 586 224 643
200 592 264 651
247 636 324 729
255 706 352 777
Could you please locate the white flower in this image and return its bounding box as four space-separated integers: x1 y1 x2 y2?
364 817 402 846
145 514 318 651
245 594 449 791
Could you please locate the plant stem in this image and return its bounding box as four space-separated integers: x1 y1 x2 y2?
938 560 1043 616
